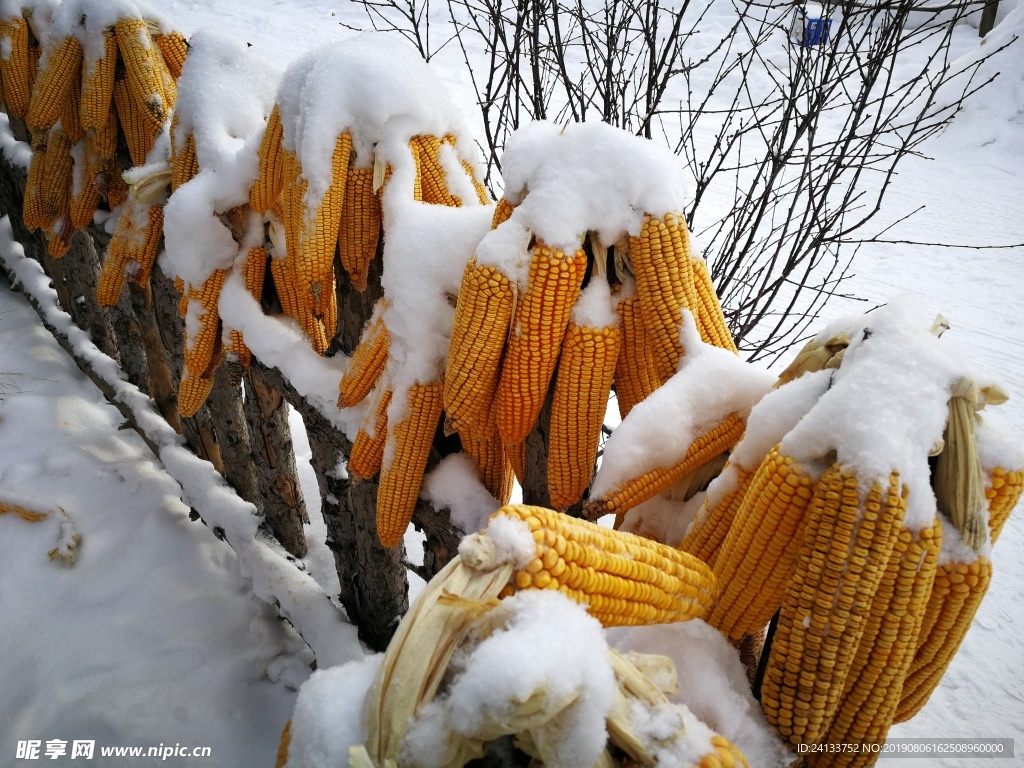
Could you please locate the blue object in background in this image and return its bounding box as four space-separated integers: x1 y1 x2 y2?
790 4 833 47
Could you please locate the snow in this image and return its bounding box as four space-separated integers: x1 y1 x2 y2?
402 591 615 768
458 513 535 571
591 312 774 503
420 453 500 535
1 0 1023 765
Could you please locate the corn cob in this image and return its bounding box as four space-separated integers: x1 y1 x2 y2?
689 735 750 768
811 518 940 767
150 35 178 109
88 101 119 161
46 220 73 258
97 208 134 305
170 131 198 191
0 500 48 522
690 256 736 353
760 467 905 747
411 133 460 207
507 439 526 485
80 29 117 133
495 504 718 626
224 246 267 369
491 197 515 229
986 466 1023 543
104 155 128 207
495 242 588 444
459 408 515 505
337 306 389 408
349 385 392 481
249 104 283 213
376 381 445 547
114 16 167 129
705 446 815 642
0 17 32 120
124 204 164 286
179 269 228 417
113 64 156 167
894 553 991 723
26 35 82 133
40 127 73 227
69 150 102 229
630 212 698 383
613 283 660 419
155 32 187 79
679 464 754 568
443 258 515 435
28 39 40 91
338 164 380 291
22 134 49 231
584 414 746 520
548 318 621 511
60 66 82 143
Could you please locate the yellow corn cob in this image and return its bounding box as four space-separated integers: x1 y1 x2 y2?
249 104 283 213
337 308 389 408
495 504 718 626
761 467 905 747
507 439 526 485
60 67 82 143
0 18 32 119
349 386 392 481
224 246 267 368
986 466 1023 544
690 734 750 768
630 213 698 384
812 518 941 767
461 159 490 206
40 128 73 226
894 554 992 724
280 132 350 353
28 41 40 89
124 204 164 286
338 165 380 291
151 36 177 112
88 101 119 161
70 150 102 229
495 242 588 444
613 288 660 419
548 321 621 511
114 16 167 129
269 253 302 328
47 220 73 258
705 447 815 642
171 131 198 191
584 414 746 520
80 29 118 133
491 197 515 229
97 208 134 305
680 464 755 567
155 32 187 80
376 381 445 547
691 257 737 353
411 134 460 207
179 269 228 417
459 408 514 505
444 258 515 435
23 135 49 231
26 35 83 132
113 65 157 167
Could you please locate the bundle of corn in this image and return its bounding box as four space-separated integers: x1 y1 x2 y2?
676 301 1023 765
445 122 739 514
157 32 281 416
16 0 184 246
0 2 51 122
248 39 486 358
278 504 745 768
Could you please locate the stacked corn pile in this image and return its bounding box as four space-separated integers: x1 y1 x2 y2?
445 121 738 521
279 504 750 768
11 0 185 259
675 303 1023 766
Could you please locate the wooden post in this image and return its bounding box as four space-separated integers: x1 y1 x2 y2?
980 1 998 36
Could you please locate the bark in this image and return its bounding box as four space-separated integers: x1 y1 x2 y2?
207 362 263 512
245 363 309 558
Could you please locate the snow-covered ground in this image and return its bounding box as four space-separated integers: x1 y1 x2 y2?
2 0 1023 766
